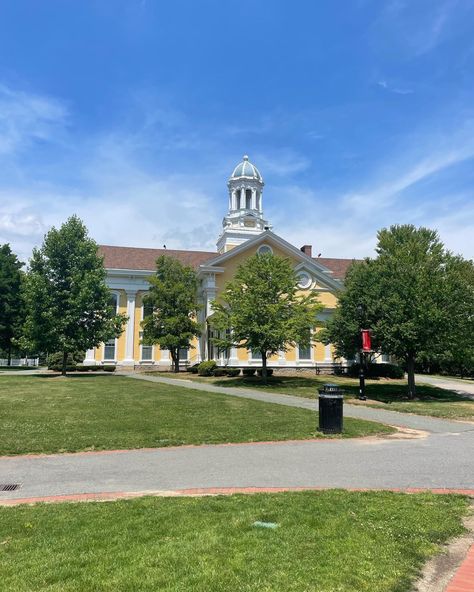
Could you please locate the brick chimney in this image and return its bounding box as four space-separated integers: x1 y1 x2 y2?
300 245 312 257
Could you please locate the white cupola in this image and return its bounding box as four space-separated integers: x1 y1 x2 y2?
217 155 272 253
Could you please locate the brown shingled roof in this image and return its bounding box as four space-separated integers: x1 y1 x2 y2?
98 244 357 280
98 245 217 271
314 257 359 280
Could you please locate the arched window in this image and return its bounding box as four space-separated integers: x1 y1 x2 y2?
245 189 252 209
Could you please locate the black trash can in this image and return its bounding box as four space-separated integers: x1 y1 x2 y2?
318 383 343 434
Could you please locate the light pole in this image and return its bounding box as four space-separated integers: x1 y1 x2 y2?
357 304 368 401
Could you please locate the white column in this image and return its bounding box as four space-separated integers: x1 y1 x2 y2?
123 290 136 365
84 348 96 365
205 273 217 318
324 344 332 361
251 188 257 210
231 190 237 210
240 187 245 209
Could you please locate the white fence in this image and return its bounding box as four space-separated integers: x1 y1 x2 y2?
0 358 39 367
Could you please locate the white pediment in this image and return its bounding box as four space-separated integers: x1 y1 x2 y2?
200 230 343 292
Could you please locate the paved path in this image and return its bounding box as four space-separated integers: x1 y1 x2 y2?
0 373 473 503
126 373 474 434
416 374 474 399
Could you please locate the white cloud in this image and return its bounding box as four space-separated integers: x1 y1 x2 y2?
377 80 414 95
0 85 68 156
0 82 473 269
372 0 472 57
255 149 311 177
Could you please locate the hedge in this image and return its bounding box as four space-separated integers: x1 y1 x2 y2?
348 362 404 379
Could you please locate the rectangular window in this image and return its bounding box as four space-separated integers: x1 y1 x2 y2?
104 339 116 361
251 349 262 360
179 348 188 361
141 345 153 361
298 344 312 360
104 292 118 361
140 301 154 361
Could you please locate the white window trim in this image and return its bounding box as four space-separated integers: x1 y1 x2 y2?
257 244 273 255
103 290 120 364
297 271 312 289
296 329 314 365
139 298 155 364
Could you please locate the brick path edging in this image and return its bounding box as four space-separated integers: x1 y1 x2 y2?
1 485 474 507
445 543 474 592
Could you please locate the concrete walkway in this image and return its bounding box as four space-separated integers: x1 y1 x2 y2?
416 374 474 399
126 373 474 434
0 372 473 503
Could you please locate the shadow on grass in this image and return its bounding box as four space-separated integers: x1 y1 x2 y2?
211 375 469 405
34 373 120 380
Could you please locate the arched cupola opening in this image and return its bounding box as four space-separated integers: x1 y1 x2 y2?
217 154 272 253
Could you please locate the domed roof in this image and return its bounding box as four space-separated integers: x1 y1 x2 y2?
230 155 263 182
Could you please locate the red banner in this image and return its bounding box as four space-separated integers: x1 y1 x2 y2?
361 329 372 352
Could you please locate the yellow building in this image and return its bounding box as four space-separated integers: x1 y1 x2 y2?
85 156 354 370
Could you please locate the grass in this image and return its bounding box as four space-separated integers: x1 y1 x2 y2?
0 366 39 371
0 375 393 455
159 372 474 421
0 491 468 592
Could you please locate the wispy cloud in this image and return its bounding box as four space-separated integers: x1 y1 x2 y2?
0 82 473 266
372 0 471 57
377 80 414 95
255 149 311 177
0 85 68 156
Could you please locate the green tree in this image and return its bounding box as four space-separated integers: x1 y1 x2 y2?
0 244 24 365
210 253 322 381
21 216 126 375
321 225 474 398
142 255 201 373
436 254 474 377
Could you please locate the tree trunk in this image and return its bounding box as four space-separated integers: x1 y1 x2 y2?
261 351 268 383
61 351 68 376
407 355 416 399
171 349 179 373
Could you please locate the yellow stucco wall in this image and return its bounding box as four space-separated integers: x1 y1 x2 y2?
99 237 340 366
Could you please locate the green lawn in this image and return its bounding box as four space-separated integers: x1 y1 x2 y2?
0 376 393 455
0 491 468 592
162 373 474 421
0 366 39 372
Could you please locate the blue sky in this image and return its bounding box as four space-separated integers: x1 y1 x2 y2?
0 0 473 262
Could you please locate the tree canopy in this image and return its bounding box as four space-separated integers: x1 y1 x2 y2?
210 252 322 380
21 216 126 374
0 244 24 364
142 255 201 372
321 224 474 396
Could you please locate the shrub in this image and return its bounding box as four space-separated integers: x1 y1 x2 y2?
47 351 85 371
257 368 274 377
212 368 227 377
186 363 200 374
226 367 241 377
242 368 256 377
103 365 116 372
197 360 217 376
348 362 404 379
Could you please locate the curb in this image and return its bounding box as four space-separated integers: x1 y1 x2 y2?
1 485 474 506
